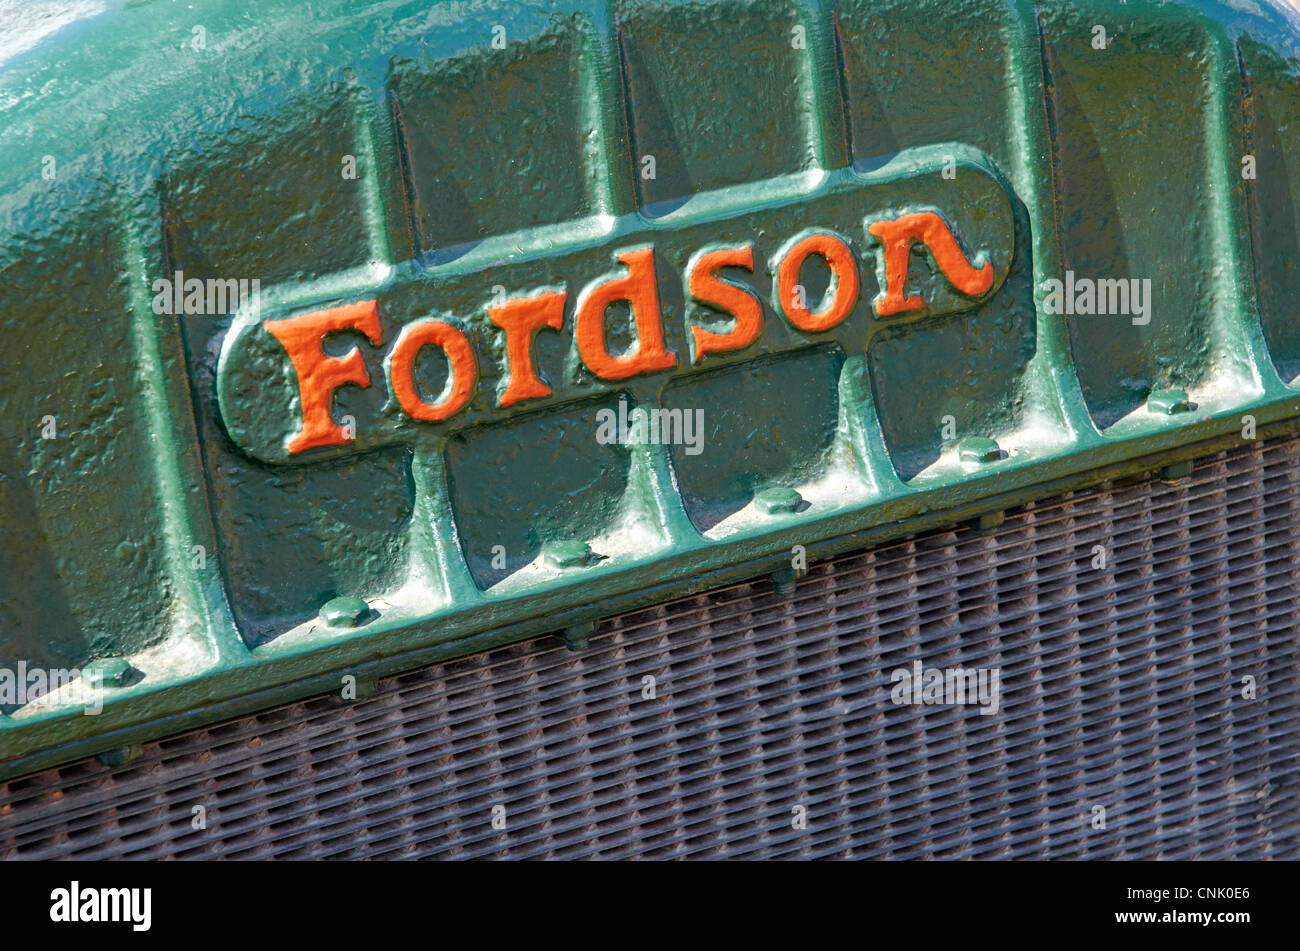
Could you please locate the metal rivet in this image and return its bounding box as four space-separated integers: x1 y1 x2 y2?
320 595 369 628
958 437 1002 464
755 487 803 514
1148 388 1192 415
545 540 592 568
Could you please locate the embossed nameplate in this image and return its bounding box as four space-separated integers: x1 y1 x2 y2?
218 151 1015 464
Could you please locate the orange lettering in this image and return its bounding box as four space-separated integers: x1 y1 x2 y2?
867 211 993 317
687 246 763 361
488 290 566 407
264 300 383 455
776 233 860 332
389 320 477 422
575 247 676 380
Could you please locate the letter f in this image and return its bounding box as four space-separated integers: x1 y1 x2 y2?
264 300 383 454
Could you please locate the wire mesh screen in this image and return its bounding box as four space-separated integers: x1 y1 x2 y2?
3 436 1299 859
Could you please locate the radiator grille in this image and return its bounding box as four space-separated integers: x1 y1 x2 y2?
3 436 1300 859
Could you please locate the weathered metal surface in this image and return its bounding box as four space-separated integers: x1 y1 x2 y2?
3 0 1300 779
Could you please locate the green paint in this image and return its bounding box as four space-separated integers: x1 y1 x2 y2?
320 595 370 628
3 0 1300 780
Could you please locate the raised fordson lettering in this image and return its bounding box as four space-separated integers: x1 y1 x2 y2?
387 319 478 422
868 211 994 316
574 247 678 380
488 290 567 407
686 245 763 361
255 210 1000 456
262 299 383 454
775 231 861 332
220 154 1017 466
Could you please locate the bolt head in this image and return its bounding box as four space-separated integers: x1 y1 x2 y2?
545 540 592 568
1148 388 1192 415
85 657 135 688
754 487 803 514
958 437 1002 463
320 595 369 628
